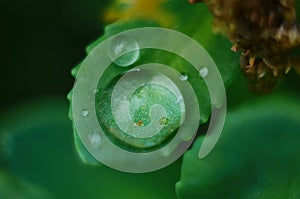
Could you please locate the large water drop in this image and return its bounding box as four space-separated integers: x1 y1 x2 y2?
108 35 140 67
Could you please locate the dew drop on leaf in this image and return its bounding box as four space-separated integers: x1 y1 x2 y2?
81 109 89 117
199 67 209 78
88 133 102 149
122 95 129 100
108 34 140 67
93 89 99 94
179 73 189 81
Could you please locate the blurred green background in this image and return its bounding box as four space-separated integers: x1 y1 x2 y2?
0 0 111 111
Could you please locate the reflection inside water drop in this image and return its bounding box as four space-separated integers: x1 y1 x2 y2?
108 34 140 67
93 89 99 94
88 133 102 149
81 109 89 117
199 67 209 78
179 73 188 81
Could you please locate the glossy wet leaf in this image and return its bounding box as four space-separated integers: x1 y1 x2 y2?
80 0 240 123
70 0 240 163
176 95 300 199
67 91 101 166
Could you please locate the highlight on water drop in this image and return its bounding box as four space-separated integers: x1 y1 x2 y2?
199 67 209 78
88 133 102 149
179 72 189 81
108 34 140 67
81 109 89 117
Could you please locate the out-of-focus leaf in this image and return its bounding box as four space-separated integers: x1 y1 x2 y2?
0 171 54 199
176 95 300 199
0 98 180 199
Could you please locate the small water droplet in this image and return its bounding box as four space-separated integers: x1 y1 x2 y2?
176 96 183 104
108 34 140 67
93 89 99 94
128 68 140 72
88 133 102 149
179 73 188 81
161 147 173 157
122 95 129 100
81 109 89 117
159 117 169 125
199 67 209 78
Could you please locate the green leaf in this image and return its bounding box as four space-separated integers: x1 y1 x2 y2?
89 2 239 122
176 95 300 199
69 0 240 161
73 127 101 166
67 90 101 166
0 171 54 199
162 0 240 86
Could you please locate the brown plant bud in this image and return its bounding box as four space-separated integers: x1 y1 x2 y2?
196 0 300 92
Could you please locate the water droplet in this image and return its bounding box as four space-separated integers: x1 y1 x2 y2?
121 95 130 101
108 34 140 67
161 146 173 157
93 89 99 94
159 117 169 125
128 68 140 72
179 73 188 81
176 96 183 104
199 67 209 78
81 109 89 117
88 133 102 149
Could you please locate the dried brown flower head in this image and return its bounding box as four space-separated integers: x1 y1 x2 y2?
191 0 300 93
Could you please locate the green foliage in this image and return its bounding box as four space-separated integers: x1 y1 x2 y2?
70 0 240 163
67 90 101 166
0 171 54 199
0 98 180 199
177 95 300 199
96 80 182 152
